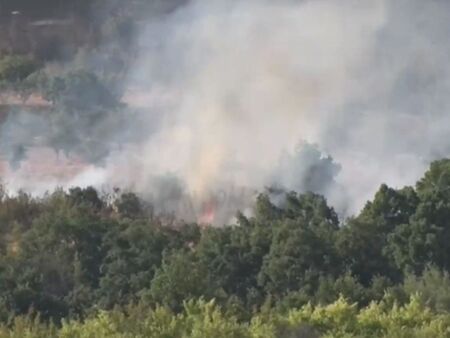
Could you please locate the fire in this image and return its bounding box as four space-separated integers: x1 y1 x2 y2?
198 198 217 224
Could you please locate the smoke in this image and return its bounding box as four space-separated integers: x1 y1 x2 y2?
2 0 450 223
116 0 385 207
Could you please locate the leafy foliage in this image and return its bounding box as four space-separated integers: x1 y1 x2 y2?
0 297 449 337
1 160 450 335
0 55 39 84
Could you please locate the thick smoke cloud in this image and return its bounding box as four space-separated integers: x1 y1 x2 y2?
116 0 386 210
122 0 450 219
2 0 450 223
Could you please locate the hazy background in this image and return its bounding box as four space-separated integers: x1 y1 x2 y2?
1 0 450 223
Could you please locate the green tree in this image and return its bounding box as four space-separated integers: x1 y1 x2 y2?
147 251 214 311
0 55 39 85
387 160 450 273
97 221 171 308
195 225 264 304
401 266 450 313
258 192 340 296
42 70 124 163
337 184 417 284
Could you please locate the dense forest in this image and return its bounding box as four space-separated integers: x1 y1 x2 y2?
1 0 450 337
1 160 450 336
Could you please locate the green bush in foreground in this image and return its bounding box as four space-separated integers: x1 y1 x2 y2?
0 296 449 338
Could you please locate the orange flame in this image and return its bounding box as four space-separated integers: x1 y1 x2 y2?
198 198 217 224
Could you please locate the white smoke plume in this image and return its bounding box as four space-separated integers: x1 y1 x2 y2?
114 0 386 214
2 0 450 223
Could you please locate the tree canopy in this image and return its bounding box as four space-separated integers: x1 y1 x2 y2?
1 160 450 336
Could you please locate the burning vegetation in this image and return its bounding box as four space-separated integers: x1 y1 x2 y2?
1 1 450 336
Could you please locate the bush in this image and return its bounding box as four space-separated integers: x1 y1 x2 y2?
0 297 449 337
0 55 39 84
